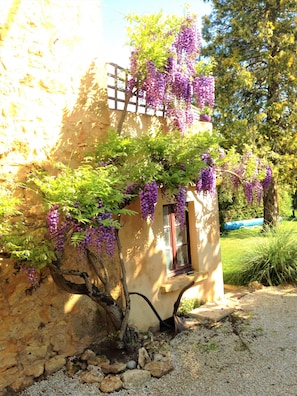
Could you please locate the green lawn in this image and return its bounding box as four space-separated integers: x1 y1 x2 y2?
220 219 297 284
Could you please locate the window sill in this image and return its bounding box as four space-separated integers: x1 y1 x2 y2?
160 271 208 294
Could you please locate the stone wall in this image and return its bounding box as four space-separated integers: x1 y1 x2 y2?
0 0 109 170
0 0 111 392
0 260 104 392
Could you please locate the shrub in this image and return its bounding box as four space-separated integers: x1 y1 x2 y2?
231 227 297 286
177 298 201 317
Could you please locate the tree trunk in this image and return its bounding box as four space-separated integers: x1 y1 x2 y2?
263 177 279 228
115 229 131 344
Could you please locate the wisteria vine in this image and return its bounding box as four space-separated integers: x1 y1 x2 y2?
47 202 117 259
128 15 215 133
139 181 158 221
136 155 272 227
21 264 40 287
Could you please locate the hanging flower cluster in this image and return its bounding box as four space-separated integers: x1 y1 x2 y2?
21 264 40 287
47 202 117 258
193 76 215 109
128 15 215 133
137 154 272 227
229 154 273 205
139 181 158 220
174 186 187 226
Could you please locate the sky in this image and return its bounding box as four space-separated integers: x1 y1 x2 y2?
101 0 212 67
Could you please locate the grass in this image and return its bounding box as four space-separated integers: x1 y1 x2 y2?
220 219 297 285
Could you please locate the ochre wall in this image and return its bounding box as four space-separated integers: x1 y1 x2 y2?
0 0 109 169
0 261 103 392
0 0 110 392
121 187 223 330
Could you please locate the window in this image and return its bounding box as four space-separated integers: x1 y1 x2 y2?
163 204 192 276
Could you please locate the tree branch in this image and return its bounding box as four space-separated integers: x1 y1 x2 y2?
48 261 123 330
217 168 244 183
86 248 110 293
115 226 131 343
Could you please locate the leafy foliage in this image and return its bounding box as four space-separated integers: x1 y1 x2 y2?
94 130 218 194
202 0 297 225
0 187 21 219
1 130 271 272
126 12 182 73
0 187 55 278
218 187 263 232
177 297 201 317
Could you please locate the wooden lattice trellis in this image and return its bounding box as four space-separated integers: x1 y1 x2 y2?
107 62 165 117
106 62 200 120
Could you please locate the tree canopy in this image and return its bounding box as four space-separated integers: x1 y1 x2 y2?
202 0 297 190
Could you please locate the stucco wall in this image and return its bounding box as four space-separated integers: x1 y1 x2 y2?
121 187 223 330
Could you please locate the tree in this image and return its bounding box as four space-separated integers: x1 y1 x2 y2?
202 0 297 226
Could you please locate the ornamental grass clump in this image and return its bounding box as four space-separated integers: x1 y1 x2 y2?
233 227 297 286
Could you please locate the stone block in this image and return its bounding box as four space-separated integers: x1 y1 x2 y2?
122 369 151 389
80 365 104 383
99 374 123 393
45 355 66 375
189 302 234 322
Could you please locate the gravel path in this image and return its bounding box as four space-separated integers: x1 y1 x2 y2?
20 285 297 396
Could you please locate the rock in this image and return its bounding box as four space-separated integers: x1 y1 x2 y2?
23 360 45 378
44 355 66 375
126 360 137 369
80 365 104 383
88 355 110 366
66 359 82 377
248 281 263 290
100 361 127 374
138 347 151 368
81 349 96 361
153 353 165 362
121 369 151 389
144 360 174 378
99 374 123 393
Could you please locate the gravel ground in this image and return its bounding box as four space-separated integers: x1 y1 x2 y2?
20 285 297 396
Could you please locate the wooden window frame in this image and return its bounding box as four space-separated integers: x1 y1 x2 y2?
163 204 192 277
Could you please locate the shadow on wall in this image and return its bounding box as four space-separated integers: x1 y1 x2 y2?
194 192 223 301
50 61 111 166
0 60 114 392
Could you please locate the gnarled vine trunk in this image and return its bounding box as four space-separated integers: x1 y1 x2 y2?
48 228 132 345
49 262 124 332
